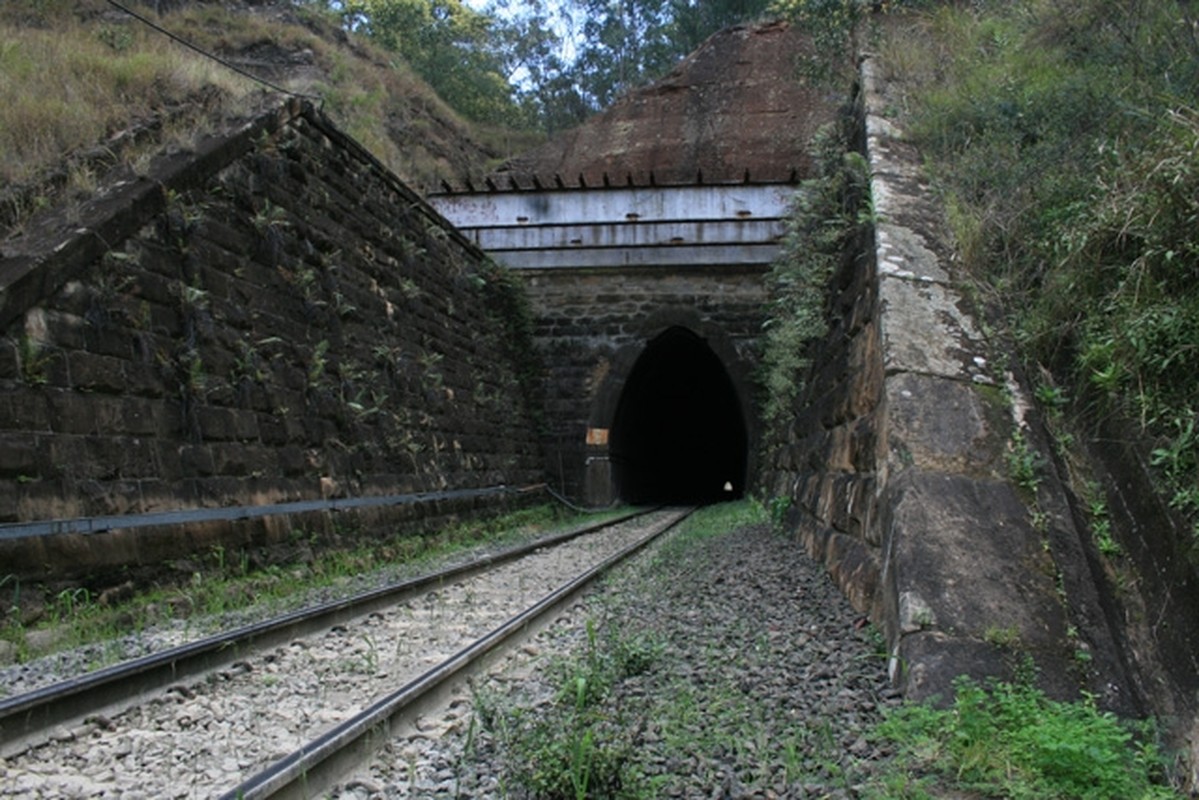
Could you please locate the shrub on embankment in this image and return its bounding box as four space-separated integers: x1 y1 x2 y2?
880 0 1199 550
759 121 871 444
0 0 526 235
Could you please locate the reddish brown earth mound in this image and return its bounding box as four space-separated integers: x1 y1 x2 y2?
487 21 838 188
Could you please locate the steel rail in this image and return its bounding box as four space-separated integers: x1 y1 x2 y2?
221 506 695 800
0 507 652 757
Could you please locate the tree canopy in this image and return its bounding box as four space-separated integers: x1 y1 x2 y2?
305 0 774 131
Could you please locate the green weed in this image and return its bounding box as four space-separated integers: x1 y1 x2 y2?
1084 486 1123 558
871 676 1178 799
1006 428 1043 494
479 619 657 798
17 335 51 386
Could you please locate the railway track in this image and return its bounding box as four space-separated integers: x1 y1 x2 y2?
0 506 694 799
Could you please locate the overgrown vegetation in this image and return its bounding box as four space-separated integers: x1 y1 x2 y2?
879 0 1199 550
0 1 250 191
0 0 806 231
466 505 1179 799
872 674 1177 799
759 121 870 436
306 0 776 132
0 503 602 666
478 257 546 432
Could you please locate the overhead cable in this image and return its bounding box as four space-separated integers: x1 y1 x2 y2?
103 0 323 105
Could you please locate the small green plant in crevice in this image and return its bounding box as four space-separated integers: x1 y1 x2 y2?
1035 382 1069 414
870 675 1179 800
0 575 29 663
52 587 93 623
252 198 289 233
1007 428 1044 495
1035 380 1078 454
1150 413 1199 546
982 624 1021 649
766 495 792 532
357 633 379 675
307 339 330 387
17 335 51 386
416 349 444 391
1066 625 1095 669
1084 486 1122 558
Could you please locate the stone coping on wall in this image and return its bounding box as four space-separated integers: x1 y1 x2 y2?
860 58 1133 705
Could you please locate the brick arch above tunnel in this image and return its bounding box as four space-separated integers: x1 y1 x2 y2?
584 309 758 505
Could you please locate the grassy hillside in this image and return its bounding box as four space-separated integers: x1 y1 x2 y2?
878 0 1199 552
0 0 539 237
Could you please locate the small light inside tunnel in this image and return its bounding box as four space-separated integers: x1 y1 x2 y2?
723 481 733 493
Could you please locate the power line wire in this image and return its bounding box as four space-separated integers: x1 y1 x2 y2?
103 0 323 105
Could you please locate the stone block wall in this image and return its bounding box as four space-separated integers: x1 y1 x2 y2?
0 101 543 585
759 210 884 618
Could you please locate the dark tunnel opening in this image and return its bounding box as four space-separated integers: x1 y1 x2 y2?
610 327 748 504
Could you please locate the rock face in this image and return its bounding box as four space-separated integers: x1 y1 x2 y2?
489 21 837 188
0 101 543 588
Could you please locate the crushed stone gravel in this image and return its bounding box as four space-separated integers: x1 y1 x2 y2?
337 516 901 798
0 511 672 799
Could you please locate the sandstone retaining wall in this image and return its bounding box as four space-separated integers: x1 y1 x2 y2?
762 64 1141 714
0 100 544 588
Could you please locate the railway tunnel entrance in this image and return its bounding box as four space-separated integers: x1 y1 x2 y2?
427 181 786 507
610 327 748 504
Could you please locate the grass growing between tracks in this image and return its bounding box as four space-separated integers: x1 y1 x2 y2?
467 500 1182 799
468 500 878 798
0 503 618 672
471 619 665 798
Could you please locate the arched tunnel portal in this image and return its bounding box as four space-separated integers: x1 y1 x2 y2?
609 327 748 504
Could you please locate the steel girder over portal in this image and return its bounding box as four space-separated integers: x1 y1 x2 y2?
427 180 796 271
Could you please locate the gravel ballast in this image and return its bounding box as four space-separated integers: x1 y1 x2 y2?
0 510 680 798
337 506 900 798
